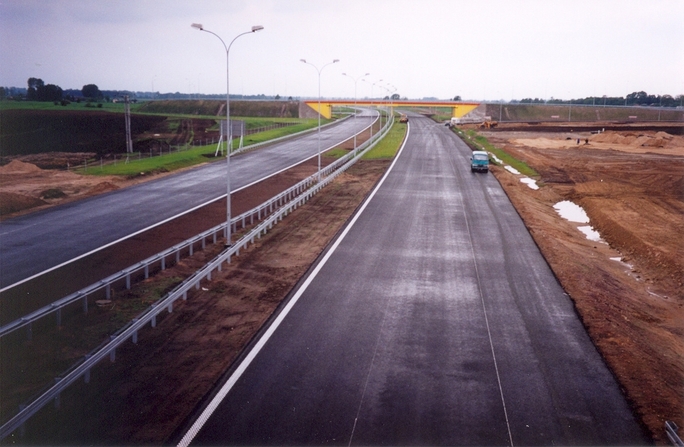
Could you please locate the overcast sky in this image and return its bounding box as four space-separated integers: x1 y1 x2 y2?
1 0 682 101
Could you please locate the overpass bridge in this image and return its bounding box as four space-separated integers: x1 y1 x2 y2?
303 99 480 119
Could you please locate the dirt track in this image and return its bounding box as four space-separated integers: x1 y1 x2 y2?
1 123 683 444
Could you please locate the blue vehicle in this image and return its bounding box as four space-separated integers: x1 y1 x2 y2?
470 150 489 173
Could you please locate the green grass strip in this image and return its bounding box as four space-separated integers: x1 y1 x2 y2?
362 121 408 159
81 119 327 176
454 128 538 177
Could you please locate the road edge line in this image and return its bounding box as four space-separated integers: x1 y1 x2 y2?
177 122 411 447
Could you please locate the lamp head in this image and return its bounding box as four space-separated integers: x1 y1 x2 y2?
252 25 264 32
191 23 203 30
300 59 307 63
333 59 339 63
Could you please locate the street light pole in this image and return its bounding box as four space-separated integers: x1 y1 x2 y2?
191 23 264 246
362 78 383 139
300 59 339 182
342 72 369 153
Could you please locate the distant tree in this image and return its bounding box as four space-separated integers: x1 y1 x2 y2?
41 84 63 101
26 78 62 101
453 95 461 101
27 77 44 100
0 87 5 99
275 94 281 100
288 96 293 101
391 93 400 100
82 84 102 99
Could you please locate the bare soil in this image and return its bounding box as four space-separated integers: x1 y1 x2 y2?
482 125 684 444
2 123 683 444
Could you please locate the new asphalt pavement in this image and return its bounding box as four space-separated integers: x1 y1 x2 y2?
181 114 647 446
0 111 377 290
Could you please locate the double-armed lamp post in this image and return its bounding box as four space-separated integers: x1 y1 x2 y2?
362 78 383 139
191 23 264 246
300 59 339 182
342 72 369 152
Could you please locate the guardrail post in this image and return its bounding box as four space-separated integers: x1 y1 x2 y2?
667 421 684 447
183 291 188 301
84 355 92 383
126 273 131 290
161 257 166 270
18 404 26 437
144 264 149 279
176 250 180 263
202 238 206 250
109 336 116 362
55 307 61 327
54 378 61 408
189 243 193 256
82 293 88 314
106 284 111 299
167 302 173 313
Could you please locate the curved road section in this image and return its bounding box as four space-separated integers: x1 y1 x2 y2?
0 111 376 290
182 115 645 445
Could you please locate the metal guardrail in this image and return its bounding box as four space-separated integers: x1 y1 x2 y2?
0 113 393 440
0 114 365 340
0 176 317 340
667 421 684 447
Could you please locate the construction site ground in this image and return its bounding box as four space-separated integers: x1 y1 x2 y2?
0 122 682 445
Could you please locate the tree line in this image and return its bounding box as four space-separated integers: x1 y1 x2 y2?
0 78 127 103
514 91 683 107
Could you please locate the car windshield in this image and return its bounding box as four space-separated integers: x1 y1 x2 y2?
474 154 488 161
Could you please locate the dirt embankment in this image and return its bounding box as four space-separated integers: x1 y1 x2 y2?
483 127 684 444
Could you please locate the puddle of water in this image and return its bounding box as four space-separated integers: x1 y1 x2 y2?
553 200 590 223
520 178 539 190
504 165 521 175
578 225 602 241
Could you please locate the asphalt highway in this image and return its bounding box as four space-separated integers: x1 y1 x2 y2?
183 115 646 446
0 111 377 290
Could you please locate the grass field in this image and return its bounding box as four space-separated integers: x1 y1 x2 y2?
0 100 326 160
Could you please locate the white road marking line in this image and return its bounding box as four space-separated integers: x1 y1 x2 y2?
179 121 409 447
449 132 515 446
